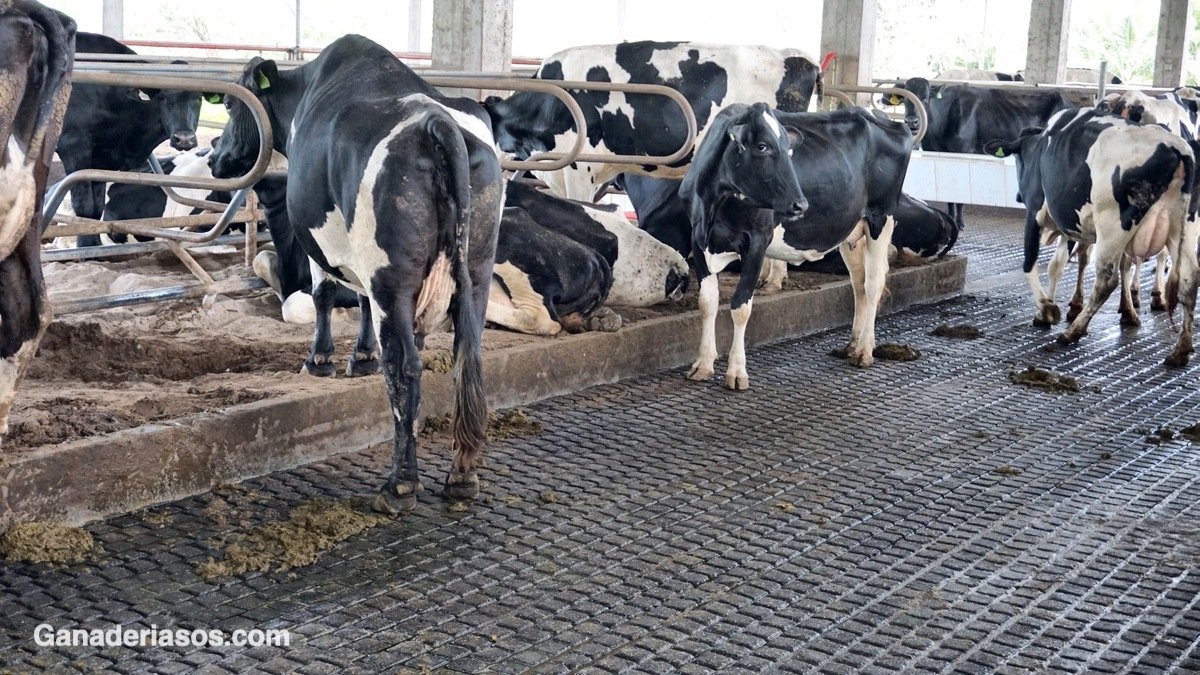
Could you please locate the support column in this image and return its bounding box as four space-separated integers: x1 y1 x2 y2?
408 0 422 53
819 0 877 107
1024 0 1071 84
1154 0 1194 87
102 0 123 40
431 0 514 98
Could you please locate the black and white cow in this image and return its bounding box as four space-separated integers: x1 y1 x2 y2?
0 0 74 446
883 77 1075 228
933 69 1023 82
1014 68 1122 85
487 206 615 336
207 35 504 512
485 41 824 201
619 174 956 276
56 32 202 246
678 102 912 388
503 180 688 305
984 108 1198 365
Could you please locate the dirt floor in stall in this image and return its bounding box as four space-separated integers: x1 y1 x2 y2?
10 246 882 454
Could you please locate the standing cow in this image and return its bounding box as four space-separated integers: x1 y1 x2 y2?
485 41 824 201
208 35 503 513
984 108 1198 366
678 103 913 389
0 0 75 446
56 33 202 246
884 77 1075 229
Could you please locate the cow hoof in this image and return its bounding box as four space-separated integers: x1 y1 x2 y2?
373 481 422 515
686 362 714 381
347 353 381 377
1165 351 1191 367
1151 293 1168 312
850 351 874 367
756 280 783 295
1066 305 1082 323
302 357 337 378
724 371 749 390
1033 304 1062 327
829 344 854 359
584 308 622 332
1119 311 1141 328
443 471 479 501
1057 331 1083 345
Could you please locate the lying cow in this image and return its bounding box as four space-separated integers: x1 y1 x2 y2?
488 206 615 336
56 33 203 247
883 77 1075 228
984 108 1198 365
485 41 823 201
208 35 504 512
619 174 957 271
934 69 1023 82
678 102 912 389
503 181 688 306
0 1 75 446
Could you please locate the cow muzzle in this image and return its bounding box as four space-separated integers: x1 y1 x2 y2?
171 131 198 151
905 117 920 131
779 198 808 221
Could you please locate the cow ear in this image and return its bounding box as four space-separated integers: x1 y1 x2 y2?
251 59 279 91
729 122 753 152
983 139 1018 158
785 126 803 148
679 107 741 226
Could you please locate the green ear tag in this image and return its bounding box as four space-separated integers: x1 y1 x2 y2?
995 148 1006 157
888 95 901 105
204 93 223 105
729 131 737 142
936 91 943 99
257 71 271 90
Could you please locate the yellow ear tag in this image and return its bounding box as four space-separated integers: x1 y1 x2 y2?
995 148 1005 157
888 95 901 105
257 71 271 90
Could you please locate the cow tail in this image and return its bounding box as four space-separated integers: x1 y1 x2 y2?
428 115 486 473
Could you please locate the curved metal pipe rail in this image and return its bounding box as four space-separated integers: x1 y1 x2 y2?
822 88 856 108
828 85 928 146
41 72 274 244
422 76 698 172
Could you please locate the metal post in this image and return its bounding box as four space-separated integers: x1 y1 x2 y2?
102 0 123 40
408 0 422 52
293 0 302 60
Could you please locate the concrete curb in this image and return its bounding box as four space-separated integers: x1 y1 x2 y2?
1 256 966 528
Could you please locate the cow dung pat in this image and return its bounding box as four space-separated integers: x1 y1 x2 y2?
1180 424 1200 443
993 466 1022 476
931 324 982 339
195 499 389 579
1145 427 1177 445
487 409 545 441
1009 366 1080 392
421 413 452 435
1 522 94 564
873 343 921 361
420 350 454 374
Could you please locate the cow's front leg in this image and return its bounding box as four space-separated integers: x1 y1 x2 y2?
687 267 720 382
1067 243 1089 322
347 293 381 376
1118 254 1141 327
1167 218 1198 366
373 299 424 515
725 246 767 390
0 231 52 446
1044 236 1070 322
1024 207 1060 326
1060 231 1125 344
838 220 868 362
1152 250 1170 311
850 216 895 367
302 275 339 376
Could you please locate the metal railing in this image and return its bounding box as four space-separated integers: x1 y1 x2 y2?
827 85 929 145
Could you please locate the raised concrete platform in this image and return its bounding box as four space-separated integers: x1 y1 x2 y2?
1 256 966 529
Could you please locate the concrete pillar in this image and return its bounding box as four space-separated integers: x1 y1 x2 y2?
431 0 513 98
102 0 123 40
408 0 422 53
1154 0 1195 87
819 0 877 106
1024 0 1071 84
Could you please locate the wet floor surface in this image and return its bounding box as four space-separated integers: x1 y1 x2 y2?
3 207 1199 673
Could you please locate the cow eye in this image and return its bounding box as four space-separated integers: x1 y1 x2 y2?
756 142 771 153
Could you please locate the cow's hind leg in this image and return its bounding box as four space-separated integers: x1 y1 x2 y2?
849 216 895 367
1027 207 1061 326
0 230 53 446
373 299 425 515
1118 254 1141 327
347 293 381 377
837 220 869 364
302 275 340 377
1166 217 1198 366
1060 231 1125 344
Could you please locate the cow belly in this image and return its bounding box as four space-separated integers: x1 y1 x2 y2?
765 225 837 262
1126 204 1171 261
487 262 560 336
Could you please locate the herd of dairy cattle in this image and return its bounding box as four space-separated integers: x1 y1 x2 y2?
3 0 1200 508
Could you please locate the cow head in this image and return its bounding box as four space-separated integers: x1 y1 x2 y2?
679 102 807 231
983 126 1043 185
898 77 934 132
482 93 560 161
128 61 201 151
208 57 283 179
